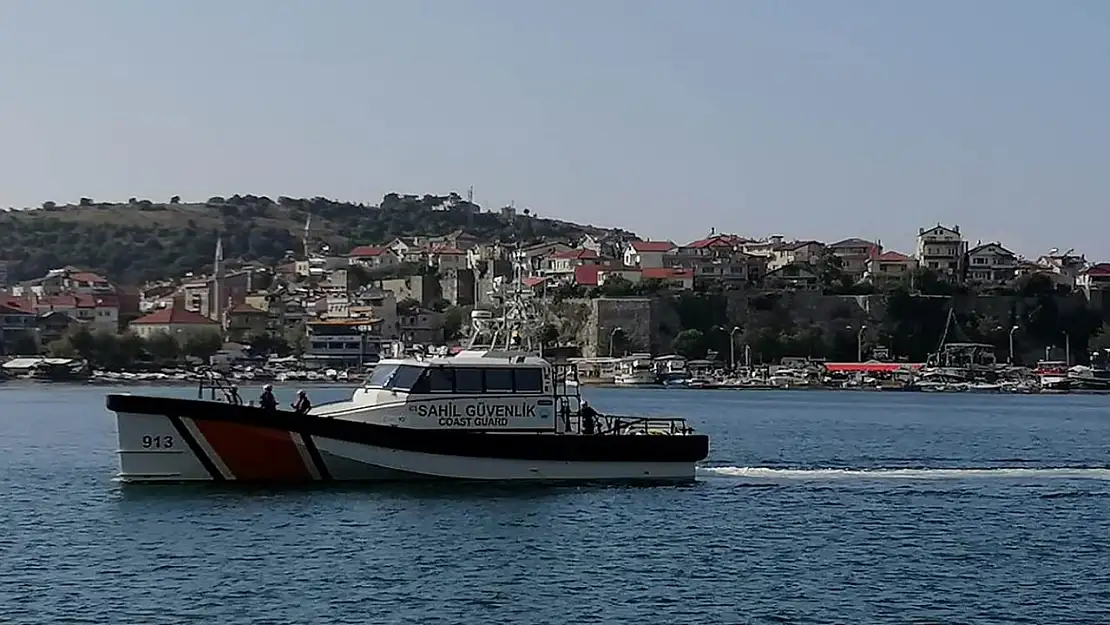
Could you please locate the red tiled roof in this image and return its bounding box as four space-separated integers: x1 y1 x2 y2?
69 271 109 283
522 277 548 288
0 300 32 314
686 235 742 249
131 307 219 325
641 267 694 280
574 265 602 286
348 245 387 257
1084 263 1110 276
1 296 32 312
551 248 600 260
630 240 676 253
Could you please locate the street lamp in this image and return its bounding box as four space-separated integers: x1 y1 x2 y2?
1063 331 1070 366
609 326 622 358
1008 325 1019 364
857 324 867 362
729 326 742 371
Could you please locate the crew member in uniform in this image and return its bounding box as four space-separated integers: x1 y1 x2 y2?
259 384 278 411
292 390 312 415
580 400 599 435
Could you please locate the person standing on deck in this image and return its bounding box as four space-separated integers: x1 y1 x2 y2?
259 384 278 411
292 390 312 415
580 400 599 435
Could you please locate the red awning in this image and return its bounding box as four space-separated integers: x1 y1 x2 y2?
823 362 924 373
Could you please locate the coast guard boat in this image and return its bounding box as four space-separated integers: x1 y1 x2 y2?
106 278 710 483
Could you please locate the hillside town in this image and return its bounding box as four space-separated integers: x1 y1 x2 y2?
2 216 1110 390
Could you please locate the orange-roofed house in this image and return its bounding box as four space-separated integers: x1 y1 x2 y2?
23 293 120 333
574 265 602 287
1 298 38 354
639 267 695 290
865 251 917 284
623 241 676 269
129 306 221 340
1077 262 1110 306
348 245 398 269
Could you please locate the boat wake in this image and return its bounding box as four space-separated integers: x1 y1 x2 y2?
698 466 1110 480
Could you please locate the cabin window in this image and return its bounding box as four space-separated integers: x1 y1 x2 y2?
387 365 425 391
423 367 454 393
514 368 544 393
365 364 398 387
484 368 514 392
454 367 484 393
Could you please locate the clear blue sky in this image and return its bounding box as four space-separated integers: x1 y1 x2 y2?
2 0 1108 259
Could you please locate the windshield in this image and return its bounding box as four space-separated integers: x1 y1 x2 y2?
365 364 399 388
363 364 425 391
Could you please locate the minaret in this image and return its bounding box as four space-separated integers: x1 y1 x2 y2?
302 213 312 258
213 235 224 322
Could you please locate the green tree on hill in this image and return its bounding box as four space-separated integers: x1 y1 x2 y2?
0 192 630 284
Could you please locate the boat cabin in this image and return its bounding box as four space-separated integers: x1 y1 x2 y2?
351 350 576 431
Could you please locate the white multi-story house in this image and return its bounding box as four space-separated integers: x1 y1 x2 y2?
623 241 675 269
1036 252 1087 289
916 224 967 278
427 246 467 271
544 249 601 278
966 242 1018 283
384 237 427 264
1077 263 1110 301
768 240 825 270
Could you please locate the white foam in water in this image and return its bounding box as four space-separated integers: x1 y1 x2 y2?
699 466 1110 480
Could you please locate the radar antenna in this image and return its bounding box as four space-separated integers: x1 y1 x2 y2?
463 245 544 353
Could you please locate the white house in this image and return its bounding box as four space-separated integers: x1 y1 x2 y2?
623 241 675 269
966 242 1018 283
916 224 967 278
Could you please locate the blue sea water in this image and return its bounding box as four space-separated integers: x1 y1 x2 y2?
1 384 1109 624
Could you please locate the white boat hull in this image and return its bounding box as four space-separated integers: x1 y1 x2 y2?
114 410 700 483
614 373 658 386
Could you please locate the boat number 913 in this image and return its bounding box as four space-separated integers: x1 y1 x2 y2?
142 435 174 449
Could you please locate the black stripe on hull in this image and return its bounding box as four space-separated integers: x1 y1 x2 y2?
108 394 710 464
299 433 332 481
167 415 225 482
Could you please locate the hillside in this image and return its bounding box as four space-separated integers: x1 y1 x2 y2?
0 193 634 284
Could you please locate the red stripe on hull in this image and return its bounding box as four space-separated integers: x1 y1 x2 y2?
192 420 313 480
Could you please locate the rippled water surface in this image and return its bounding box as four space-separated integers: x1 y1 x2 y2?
2 385 1110 624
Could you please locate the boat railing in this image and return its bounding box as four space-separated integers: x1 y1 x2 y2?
196 367 243 405
562 412 695 436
